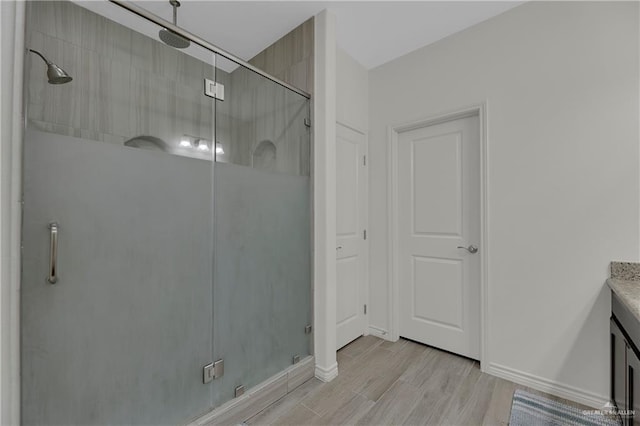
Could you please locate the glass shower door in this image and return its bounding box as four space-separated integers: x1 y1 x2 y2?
21 2 218 424
211 56 312 407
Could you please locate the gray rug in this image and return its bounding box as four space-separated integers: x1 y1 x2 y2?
509 389 621 426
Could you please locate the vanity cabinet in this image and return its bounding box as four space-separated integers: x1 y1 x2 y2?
612 318 628 416
611 292 640 425
629 350 640 425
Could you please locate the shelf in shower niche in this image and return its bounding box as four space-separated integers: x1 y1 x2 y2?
124 135 169 152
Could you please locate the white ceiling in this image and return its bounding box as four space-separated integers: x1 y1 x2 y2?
125 0 523 70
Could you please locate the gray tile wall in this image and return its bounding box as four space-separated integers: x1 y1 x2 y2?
26 1 220 155
26 1 310 175
248 17 314 96
217 66 310 176
214 17 314 175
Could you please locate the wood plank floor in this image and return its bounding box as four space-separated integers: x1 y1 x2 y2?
246 336 591 426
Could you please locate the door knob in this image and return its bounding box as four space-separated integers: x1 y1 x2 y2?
457 245 478 254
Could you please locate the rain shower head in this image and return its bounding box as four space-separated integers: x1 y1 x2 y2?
159 0 190 49
159 28 191 49
29 49 72 84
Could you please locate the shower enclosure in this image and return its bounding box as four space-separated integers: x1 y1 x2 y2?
20 1 312 424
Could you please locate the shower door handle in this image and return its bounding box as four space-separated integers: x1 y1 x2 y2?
47 222 58 284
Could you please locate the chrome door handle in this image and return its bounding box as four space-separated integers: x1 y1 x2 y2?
336 246 343 250
457 244 478 254
47 222 59 284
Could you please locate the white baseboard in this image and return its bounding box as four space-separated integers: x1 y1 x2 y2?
486 362 609 409
368 325 392 341
314 362 338 382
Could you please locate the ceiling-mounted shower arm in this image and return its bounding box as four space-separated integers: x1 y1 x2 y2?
108 0 311 99
170 0 180 25
158 0 190 49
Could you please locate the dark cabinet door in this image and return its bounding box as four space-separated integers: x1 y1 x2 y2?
628 346 640 425
613 319 628 414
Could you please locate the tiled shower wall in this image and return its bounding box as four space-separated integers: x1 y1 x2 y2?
216 18 314 175
220 66 310 175
26 1 225 152
249 17 314 96
26 1 312 176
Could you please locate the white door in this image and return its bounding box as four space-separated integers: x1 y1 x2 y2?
336 123 368 349
396 115 480 359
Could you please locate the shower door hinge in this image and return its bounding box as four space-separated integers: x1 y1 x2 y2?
364 304 367 315
203 359 224 384
304 118 311 127
363 229 367 240
204 78 225 101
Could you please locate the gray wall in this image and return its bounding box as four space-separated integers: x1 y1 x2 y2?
26 1 218 154
218 66 310 176
215 17 314 176
26 1 309 175
249 17 314 96
213 17 314 176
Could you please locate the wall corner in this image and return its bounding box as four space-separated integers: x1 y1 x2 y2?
312 8 337 381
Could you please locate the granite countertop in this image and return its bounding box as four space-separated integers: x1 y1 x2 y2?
608 262 640 323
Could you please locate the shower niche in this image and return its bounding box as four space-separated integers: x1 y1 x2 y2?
20 1 312 425
251 140 276 172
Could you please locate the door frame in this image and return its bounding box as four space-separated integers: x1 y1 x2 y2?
336 120 369 348
386 103 489 369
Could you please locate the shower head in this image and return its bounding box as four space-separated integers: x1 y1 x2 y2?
29 49 72 84
159 29 191 49
159 0 190 49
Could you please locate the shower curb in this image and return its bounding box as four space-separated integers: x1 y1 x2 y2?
188 356 315 426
